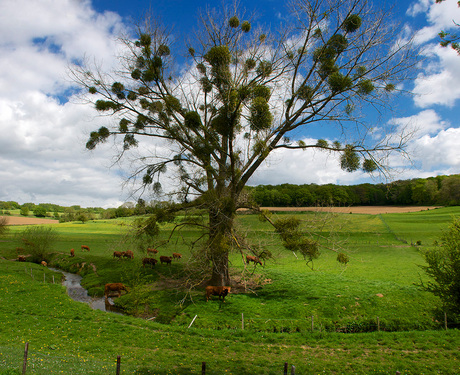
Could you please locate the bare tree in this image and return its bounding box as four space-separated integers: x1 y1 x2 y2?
71 0 419 286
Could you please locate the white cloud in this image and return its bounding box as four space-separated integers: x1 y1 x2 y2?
249 138 361 187
413 45 460 107
409 0 460 108
407 0 432 17
0 0 128 207
389 109 448 137
411 126 460 170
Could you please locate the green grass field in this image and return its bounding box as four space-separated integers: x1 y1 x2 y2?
0 207 459 374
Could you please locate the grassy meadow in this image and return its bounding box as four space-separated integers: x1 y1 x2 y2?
0 207 459 374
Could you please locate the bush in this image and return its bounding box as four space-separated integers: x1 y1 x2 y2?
420 218 460 319
0 216 8 236
17 226 59 263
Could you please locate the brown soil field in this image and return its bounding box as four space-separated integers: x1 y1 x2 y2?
258 206 441 215
0 216 59 225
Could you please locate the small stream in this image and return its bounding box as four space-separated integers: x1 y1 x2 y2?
50 268 123 314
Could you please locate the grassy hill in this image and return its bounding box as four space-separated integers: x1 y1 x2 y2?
0 207 459 374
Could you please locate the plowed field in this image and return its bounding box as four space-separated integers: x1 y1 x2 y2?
0 216 59 225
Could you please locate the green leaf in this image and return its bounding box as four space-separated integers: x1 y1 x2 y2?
241 21 251 32
340 146 360 172
362 159 377 172
357 79 375 95
184 111 202 129
316 139 328 148
342 15 362 33
229 16 240 28
328 72 352 92
256 61 272 78
249 97 272 131
157 44 170 56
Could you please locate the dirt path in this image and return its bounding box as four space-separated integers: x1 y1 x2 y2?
1 216 59 225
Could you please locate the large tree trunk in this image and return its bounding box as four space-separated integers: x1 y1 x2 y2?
209 250 230 286
207 197 235 286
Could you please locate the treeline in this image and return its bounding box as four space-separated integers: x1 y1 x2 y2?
247 175 460 207
2 175 460 219
0 199 164 222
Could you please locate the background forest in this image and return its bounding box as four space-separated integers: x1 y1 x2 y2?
248 174 460 207
1 174 460 220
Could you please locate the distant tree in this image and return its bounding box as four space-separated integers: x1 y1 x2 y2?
20 207 29 217
0 201 20 210
0 216 8 236
436 175 460 205
18 226 59 263
135 198 147 215
101 208 117 219
420 218 460 320
115 204 135 218
77 213 89 224
72 0 418 285
33 206 47 217
411 178 438 205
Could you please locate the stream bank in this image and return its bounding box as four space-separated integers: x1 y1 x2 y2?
50 268 123 314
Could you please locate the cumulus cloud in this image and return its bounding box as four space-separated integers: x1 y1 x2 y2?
249 138 369 187
413 45 460 107
0 0 127 207
408 0 460 107
389 109 448 137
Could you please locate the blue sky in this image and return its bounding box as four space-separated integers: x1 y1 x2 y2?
0 0 459 208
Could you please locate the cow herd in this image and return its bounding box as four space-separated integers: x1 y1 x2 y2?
16 243 263 304
111 249 181 267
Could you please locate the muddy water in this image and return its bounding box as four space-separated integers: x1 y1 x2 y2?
50 268 123 314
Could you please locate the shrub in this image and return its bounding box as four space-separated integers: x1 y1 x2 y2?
0 216 8 236
420 218 460 319
17 226 59 263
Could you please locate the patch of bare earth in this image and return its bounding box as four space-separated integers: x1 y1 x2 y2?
0 216 59 225
257 206 441 215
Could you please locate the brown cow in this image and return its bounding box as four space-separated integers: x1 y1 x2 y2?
147 248 158 255
160 255 172 265
123 250 134 259
172 252 182 260
246 255 262 265
205 286 231 302
142 257 158 268
17 255 26 262
104 283 128 298
41 261 47 267
81 245 90 251
113 251 123 259
70 248 75 257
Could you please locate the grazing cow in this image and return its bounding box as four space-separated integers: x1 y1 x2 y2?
70 248 75 257
81 245 90 251
159 255 172 265
113 251 123 259
41 261 47 267
147 248 158 255
17 255 26 262
172 252 182 260
142 257 158 268
123 250 134 259
104 283 128 298
205 286 231 302
246 255 262 265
